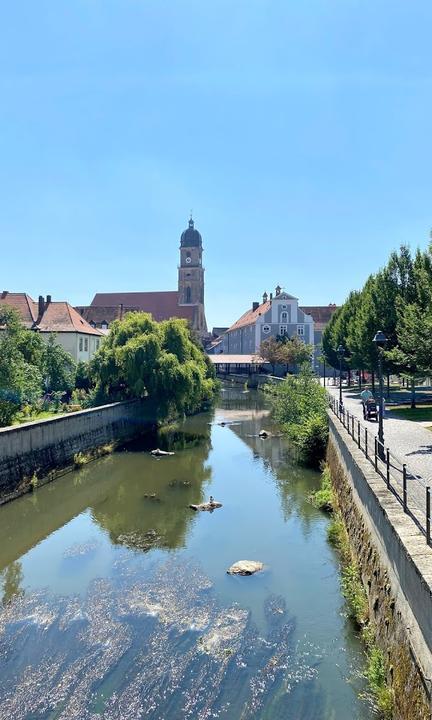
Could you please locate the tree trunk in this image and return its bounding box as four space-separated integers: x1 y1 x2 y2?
371 371 375 393
411 376 416 409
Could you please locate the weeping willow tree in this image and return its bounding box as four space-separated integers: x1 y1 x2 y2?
91 313 217 418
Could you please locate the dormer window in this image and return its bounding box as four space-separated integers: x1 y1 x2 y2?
101 322 108 330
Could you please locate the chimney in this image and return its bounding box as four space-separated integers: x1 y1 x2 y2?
252 301 259 312
38 295 45 318
263 291 268 303
119 303 124 320
1 291 8 299
270 292 273 301
46 294 52 305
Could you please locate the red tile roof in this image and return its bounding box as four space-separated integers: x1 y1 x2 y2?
0 293 103 336
90 291 195 323
228 301 272 331
300 305 338 329
75 305 127 326
0 292 38 327
37 303 104 335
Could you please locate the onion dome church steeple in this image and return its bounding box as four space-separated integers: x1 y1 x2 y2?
178 215 207 337
180 216 203 248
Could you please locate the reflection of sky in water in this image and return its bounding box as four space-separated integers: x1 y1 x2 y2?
0 387 370 719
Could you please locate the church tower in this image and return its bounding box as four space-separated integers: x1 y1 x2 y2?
178 216 208 337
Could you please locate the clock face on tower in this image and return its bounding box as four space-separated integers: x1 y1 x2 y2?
186 257 191 264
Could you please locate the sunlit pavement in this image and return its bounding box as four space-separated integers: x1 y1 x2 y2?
326 383 432 497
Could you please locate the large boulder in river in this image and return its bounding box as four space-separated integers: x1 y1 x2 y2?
227 560 264 576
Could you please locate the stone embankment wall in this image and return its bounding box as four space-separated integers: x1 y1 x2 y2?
328 414 432 719
0 400 152 505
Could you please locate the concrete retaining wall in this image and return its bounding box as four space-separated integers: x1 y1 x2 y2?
328 413 432 718
0 400 152 504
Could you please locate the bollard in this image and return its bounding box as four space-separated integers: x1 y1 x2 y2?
357 420 360 448
427 487 431 546
365 428 368 459
352 415 355 438
374 437 378 472
402 464 407 513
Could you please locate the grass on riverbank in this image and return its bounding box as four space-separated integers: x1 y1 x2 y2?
389 404 432 423
12 409 66 425
310 464 334 512
73 443 115 468
314 466 394 718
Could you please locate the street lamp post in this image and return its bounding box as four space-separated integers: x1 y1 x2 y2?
373 330 387 460
337 344 345 411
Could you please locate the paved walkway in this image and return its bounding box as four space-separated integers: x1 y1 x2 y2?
327 385 432 531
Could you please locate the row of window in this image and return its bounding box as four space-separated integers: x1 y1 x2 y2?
262 324 305 336
79 337 100 352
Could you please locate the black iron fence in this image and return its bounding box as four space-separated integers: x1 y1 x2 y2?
328 394 431 545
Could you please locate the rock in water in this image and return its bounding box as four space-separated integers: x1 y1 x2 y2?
189 501 223 512
227 560 264 576
150 448 175 457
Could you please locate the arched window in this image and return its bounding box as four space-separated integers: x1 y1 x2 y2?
186 287 191 303
281 311 288 322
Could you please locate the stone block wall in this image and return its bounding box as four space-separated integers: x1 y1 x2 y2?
0 400 152 504
328 414 432 719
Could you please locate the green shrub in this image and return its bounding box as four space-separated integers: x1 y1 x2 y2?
365 645 393 718
292 413 329 468
267 364 328 467
310 464 334 511
341 562 369 626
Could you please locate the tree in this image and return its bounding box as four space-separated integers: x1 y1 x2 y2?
278 335 313 373
42 335 77 394
259 337 283 374
0 307 43 425
91 313 217 418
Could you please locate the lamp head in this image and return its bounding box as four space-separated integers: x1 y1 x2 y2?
336 344 345 359
373 330 387 348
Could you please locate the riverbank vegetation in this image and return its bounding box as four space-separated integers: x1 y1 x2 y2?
90 313 217 420
0 307 77 427
266 364 328 467
322 243 432 408
315 466 394 718
259 335 313 374
0 308 217 428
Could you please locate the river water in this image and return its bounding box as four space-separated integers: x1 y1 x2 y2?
0 386 370 719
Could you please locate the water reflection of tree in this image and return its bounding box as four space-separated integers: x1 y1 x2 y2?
1 561 24 605
226 415 322 536
91 423 213 552
218 385 268 413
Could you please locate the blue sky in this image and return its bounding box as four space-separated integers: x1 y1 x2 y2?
1 1 432 329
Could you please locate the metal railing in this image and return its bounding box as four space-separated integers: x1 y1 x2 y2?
328 394 431 545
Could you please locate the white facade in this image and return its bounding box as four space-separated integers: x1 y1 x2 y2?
223 289 314 356
39 332 102 362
